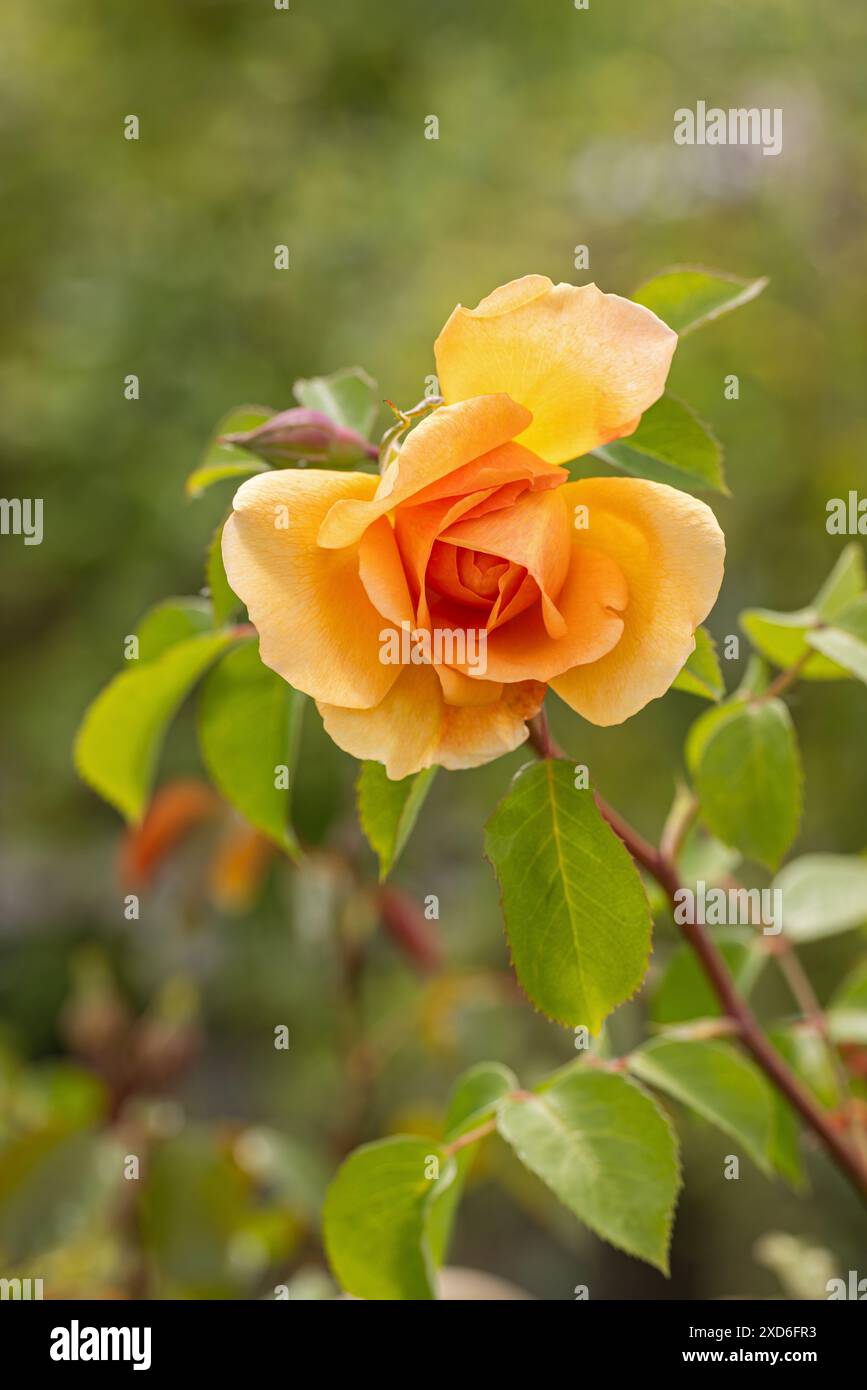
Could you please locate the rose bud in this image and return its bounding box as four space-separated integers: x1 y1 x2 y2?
221 408 376 467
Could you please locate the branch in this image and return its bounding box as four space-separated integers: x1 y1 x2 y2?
525 711 867 1201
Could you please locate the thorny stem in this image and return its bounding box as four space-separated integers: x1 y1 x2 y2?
525 708 867 1202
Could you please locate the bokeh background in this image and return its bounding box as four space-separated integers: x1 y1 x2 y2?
1 0 866 1298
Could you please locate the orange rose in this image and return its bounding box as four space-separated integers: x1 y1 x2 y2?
222 276 725 778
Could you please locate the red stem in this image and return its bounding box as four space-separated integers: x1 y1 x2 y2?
525 712 867 1202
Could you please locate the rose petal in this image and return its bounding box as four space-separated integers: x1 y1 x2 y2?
440 489 571 639
435 276 677 464
480 544 627 683
223 469 399 709
358 516 415 626
317 395 532 549
551 478 725 725
318 663 543 778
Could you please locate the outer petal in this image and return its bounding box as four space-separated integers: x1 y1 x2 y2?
551 478 725 725
318 663 544 779
435 276 677 464
222 469 399 710
317 395 531 549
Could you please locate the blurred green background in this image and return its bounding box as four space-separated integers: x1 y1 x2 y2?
1 0 866 1298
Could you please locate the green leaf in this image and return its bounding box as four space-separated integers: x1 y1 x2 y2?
357 762 437 881
740 545 866 680
206 523 241 627
443 1061 518 1138
831 958 867 1009
672 626 725 701
770 1026 837 1111
139 1128 272 1299
814 543 866 618
497 1071 680 1273
740 607 846 680
75 632 233 822
136 596 213 661
323 1137 454 1300
828 960 867 1045
293 367 379 439
686 699 802 870
651 929 764 1026
628 1038 774 1176
632 266 768 337
186 405 273 497
484 761 652 1033
808 594 867 684
197 640 304 855
678 823 743 892
0 1129 120 1265
735 654 772 699
771 853 867 942
592 393 726 494
765 1036 806 1189
427 1061 517 1266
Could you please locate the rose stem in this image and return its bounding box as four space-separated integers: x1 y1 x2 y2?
525 708 867 1203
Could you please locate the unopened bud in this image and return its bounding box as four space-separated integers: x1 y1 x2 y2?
221 408 375 467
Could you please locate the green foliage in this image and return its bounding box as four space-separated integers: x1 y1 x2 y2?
498 1071 680 1273
357 762 437 880
0 1129 119 1266
686 699 802 869
136 597 213 661
632 266 768 336
427 1061 517 1265
12 0 867 1302
807 594 867 683
741 608 845 679
293 367 380 439
485 761 652 1032
770 1027 837 1111
323 1137 454 1300
650 930 764 1026
764 1050 807 1190
828 960 867 1044
628 1038 774 1176
740 544 866 680
0 1066 116 1267
185 405 273 497
772 853 867 942
197 640 304 855
672 626 725 701
592 393 726 493
139 1127 296 1299
74 632 233 822
206 524 242 627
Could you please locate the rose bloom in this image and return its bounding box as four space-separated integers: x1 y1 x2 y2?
223 276 725 778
